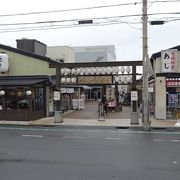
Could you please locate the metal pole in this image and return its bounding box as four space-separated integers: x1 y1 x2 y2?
142 0 150 130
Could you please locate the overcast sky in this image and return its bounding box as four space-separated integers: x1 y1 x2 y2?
0 0 180 60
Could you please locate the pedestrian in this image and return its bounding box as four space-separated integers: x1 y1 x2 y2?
139 103 142 113
101 95 107 114
94 91 97 101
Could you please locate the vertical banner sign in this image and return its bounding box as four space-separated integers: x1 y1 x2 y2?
161 49 177 73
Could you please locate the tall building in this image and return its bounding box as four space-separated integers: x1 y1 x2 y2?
72 45 116 63
71 45 116 101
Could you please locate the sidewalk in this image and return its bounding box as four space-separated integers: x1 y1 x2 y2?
0 116 178 129
31 116 179 129
0 101 179 129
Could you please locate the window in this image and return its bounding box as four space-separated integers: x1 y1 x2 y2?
34 87 45 110
5 88 29 110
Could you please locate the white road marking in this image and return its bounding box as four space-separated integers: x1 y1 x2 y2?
171 139 179 142
153 139 166 142
63 136 85 139
153 139 180 142
106 137 131 140
22 134 43 138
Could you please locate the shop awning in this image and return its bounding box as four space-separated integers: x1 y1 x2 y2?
0 76 50 86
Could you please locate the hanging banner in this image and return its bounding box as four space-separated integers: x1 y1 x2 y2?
161 49 177 73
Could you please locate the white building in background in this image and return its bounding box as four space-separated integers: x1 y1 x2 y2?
71 45 117 101
47 46 75 63
72 45 116 63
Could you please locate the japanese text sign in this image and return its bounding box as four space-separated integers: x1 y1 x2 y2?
161 49 177 73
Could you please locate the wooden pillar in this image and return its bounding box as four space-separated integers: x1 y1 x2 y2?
115 82 119 105
132 64 137 112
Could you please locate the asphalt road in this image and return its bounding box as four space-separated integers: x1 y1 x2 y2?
0 126 180 180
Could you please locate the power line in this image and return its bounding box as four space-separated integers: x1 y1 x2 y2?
0 0 179 18
0 11 180 27
0 3 179 34
0 21 141 33
0 15 141 26
1 13 180 34
0 0 178 20
148 0 180 7
0 2 142 18
151 0 180 3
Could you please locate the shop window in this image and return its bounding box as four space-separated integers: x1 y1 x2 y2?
34 88 44 110
5 88 29 110
0 97 2 110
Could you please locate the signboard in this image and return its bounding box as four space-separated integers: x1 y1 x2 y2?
131 91 138 101
106 87 115 101
0 53 9 72
78 76 112 84
161 49 177 73
61 88 74 93
148 87 153 92
72 99 85 109
53 91 60 101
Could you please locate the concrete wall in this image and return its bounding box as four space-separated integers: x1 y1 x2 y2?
75 51 108 62
155 76 166 119
16 39 47 56
0 48 55 76
47 46 75 63
73 45 116 63
34 41 47 56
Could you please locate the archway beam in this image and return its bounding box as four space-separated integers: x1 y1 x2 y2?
49 60 142 68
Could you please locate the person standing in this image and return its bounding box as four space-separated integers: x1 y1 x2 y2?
101 95 107 114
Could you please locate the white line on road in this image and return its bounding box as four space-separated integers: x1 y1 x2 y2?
22 134 43 138
106 137 131 140
153 139 166 142
171 140 179 142
153 139 180 142
63 136 85 139
173 161 178 164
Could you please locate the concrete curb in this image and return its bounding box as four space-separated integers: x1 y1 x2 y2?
0 122 180 132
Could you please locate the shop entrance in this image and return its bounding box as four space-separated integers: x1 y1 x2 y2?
86 87 102 101
49 60 142 122
166 88 180 118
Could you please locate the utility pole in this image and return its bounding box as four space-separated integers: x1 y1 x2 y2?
142 0 150 131
54 66 63 123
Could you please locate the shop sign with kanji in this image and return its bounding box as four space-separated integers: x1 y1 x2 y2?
161 49 177 73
